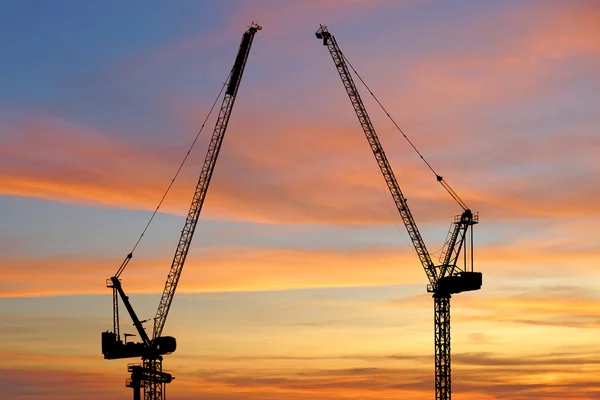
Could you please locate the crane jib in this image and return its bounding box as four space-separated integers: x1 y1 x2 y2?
315 25 436 284
153 24 261 340
316 24 481 400
103 23 261 400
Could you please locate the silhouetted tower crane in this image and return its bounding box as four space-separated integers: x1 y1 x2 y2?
101 23 261 400
315 25 482 400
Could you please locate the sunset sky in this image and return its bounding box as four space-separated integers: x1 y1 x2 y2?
1 0 600 399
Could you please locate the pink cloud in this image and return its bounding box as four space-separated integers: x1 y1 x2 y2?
4 2 599 228
0 115 470 225
5 110 597 228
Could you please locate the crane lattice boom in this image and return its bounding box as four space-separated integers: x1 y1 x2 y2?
316 24 481 400
103 23 261 400
315 26 437 286
153 24 261 339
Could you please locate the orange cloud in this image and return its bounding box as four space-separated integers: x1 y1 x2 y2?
4 109 598 231
453 290 600 330
4 288 600 399
3 3 598 231
0 367 126 400
3 352 599 400
0 245 426 297
518 1 600 60
147 351 600 399
405 1 600 103
0 114 471 225
1 196 598 299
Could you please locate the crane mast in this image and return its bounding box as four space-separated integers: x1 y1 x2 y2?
103 23 261 400
315 25 481 400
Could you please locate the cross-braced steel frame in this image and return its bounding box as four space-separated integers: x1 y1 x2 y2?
434 294 451 400
143 359 164 400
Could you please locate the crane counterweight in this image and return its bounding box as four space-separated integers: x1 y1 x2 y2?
435 272 482 295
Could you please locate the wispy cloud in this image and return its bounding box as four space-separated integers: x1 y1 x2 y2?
0 245 423 297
